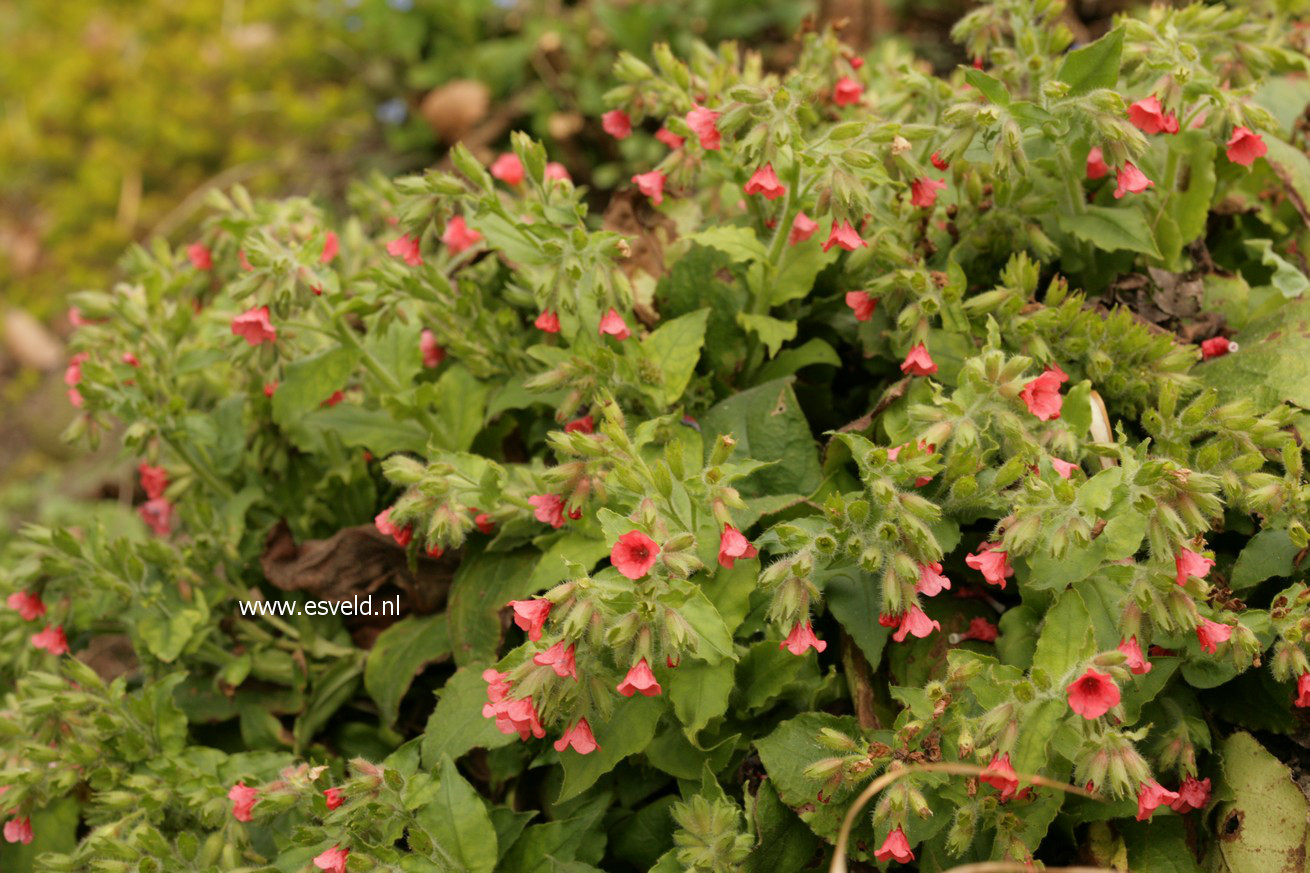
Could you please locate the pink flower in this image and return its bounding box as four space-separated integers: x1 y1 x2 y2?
320 231 339 264
228 781 258 822
509 599 552 642
554 718 600 755
686 105 721 150
617 658 662 697
565 415 594 434
64 352 87 388
981 752 1019 800
313 845 349 873
544 162 571 182
374 508 413 547
781 621 827 656
231 306 277 346
535 310 561 333
1086 146 1109 180
931 151 949 171
1050 458 1078 479
821 219 867 253
910 177 947 209
1114 162 1154 199
960 616 999 642
873 827 914 864
239 250 254 272
1226 126 1267 167
744 163 786 200
892 605 940 642
612 530 659 579
915 562 951 597
778 213 817 249
442 216 482 254
1118 636 1153 675
965 542 1012 588
263 382 277 397
602 109 632 140
1136 779 1180 821
481 668 512 717
7 591 46 621
139 463 167 500
470 507 495 535
187 243 213 271
121 351 139 367
68 307 89 327
598 308 631 341
1128 97 1179 135
3 817 33 845
1066 668 1120 719
1296 672 1310 707
1200 336 1236 359
1175 548 1215 586
533 641 578 679
491 153 524 186
529 494 567 529
1195 618 1232 654
387 234 423 266
420 329 445 368
31 624 68 655
845 291 877 322
900 343 937 376
1170 776 1211 813
489 694 546 741
718 524 759 569
1020 369 1065 420
655 127 685 150
833 76 864 107
631 170 666 205
139 497 173 536
324 787 345 810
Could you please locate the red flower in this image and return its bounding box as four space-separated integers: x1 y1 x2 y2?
1113 161 1154 199
1225 126 1267 167
1200 336 1235 359
879 612 901 628
930 151 949 171
544 162 571 182
239 250 254 272
121 351 140 367
533 641 578 679
655 127 685 149
1020 368 1065 420
873 827 914 864
1296 672 1310 707
717 524 758 569
374 508 413 547
781 621 827 656
187 243 213 271
910 177 947 209
822 219 867 252
1135 779 1180 821
900 343 937 376
602 109 632 140
915 562 951 597
320 231 339 265
387 234 423 266
1086 146 1109 180
1175 547 1214 586
965 542 1012 588
426 543 444 559
833 76 864 107
1195 618 1232 654
789 211 819 245
509 599 552 642
140 497 173 536
892 605 940 642
565 415 594 434
617 658 662 697
631 170 666 205
1128 97 1179 135
322 390 345 407
1050 458 1078 479
1066 668 1120 719
1170 776 1211 813
535 310 561 333
612 530 659 579
313 845 349 873
228 781 258 822
845 291 877 322
848 55 865 69
960 616 999 642
470 507 495 535
3 817 33 845
138 463 168 499
491 153 524 186
6 591 46 622
554 718 600 755
529 494 566 529
686 105 721 150
489 693 546 741
231 306 276 346
1118 636 1152 675
744 163 786 200
420 329 445 368
598 308 631 341
981 752 1019 799
442 216 482 254
324 787 345 810
263 382 277 397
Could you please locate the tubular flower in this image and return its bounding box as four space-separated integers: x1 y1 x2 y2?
631 170 666 205
892 606 941 642
231 306 276 345
981 752 1019 800
442 215 482 254
789 211 819 245
598 308 631 341
686 105 721 150
529 494 567 528
958 616 999 643
1067 668 1120 719
31 625 69 656
910 177 947 208
1118 636 1153 675
1170 776 1211 813
1225 127 1267 166
931 151 949 170
900 343 937 376
313 846 349 873
602 109 631 139
1195 619 1232 654
544 162 571 182
138 463 167 499
1050 458 1078 479
845 291 877 322
533 641 578 679
611 530 659 579
781 622 827 656
1296 672 1310 707
554 718 600 755
509 599 552 641
320 231 338 264
617 659 662 697
7 591 46 621
873 827 914 864
655 127 684 149
535 310 561 333
187 243 213 271
1128 97 1179 135
565 415 594 434
374 508 412 547
420 329 445 368
1175 548 1215 586
490 153 524 185
140 497 173 536
821 219 867 252
1136 780 1180 821
1086 146 1109 180
1200 336 1236 359
915 562 951 597
833 76 864 107
324 788 345 810
744 163 786 200
4 817 33 845
386 234 423 266
228 782 258 822
717 524 758 569
1113 162 1154 199
965 542 1012 588
1020 367 1066 420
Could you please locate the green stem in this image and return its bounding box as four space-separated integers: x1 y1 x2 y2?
162 433 234 499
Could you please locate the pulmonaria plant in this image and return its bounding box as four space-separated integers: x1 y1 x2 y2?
3 2 1310 871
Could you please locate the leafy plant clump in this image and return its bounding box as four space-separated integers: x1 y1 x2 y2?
5 1 1310 871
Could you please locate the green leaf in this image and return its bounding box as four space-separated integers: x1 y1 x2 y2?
558 696 664 801
447 548 541 666
668 659 734 738
642 308 709 406
770 244 838 305
1246 239 1310 299
1207 732 1310 873
425 364 491 452
272 345 360 427
686 226 767 263
1058 206 1162 257
1056 28 1123 95
415 756 499 873
301 404 429 456
294 654 364 750
365 318 423 393
1231 528 1300 590
744 780 819 873
1120 816 1201 873
964 69 1010 106
499 796 609 871
421 666 517 766
1198 299 1310 408
1167 132 1217 256
1031 588 1094 683
736 312 797 358
1008 698 1067 780
365 614 450 726
609 796 678 871
755 337 841 384
1264 135 1310 228
824 567 889 667
701 379 822 499
736 641 806 711
673 588 737 664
